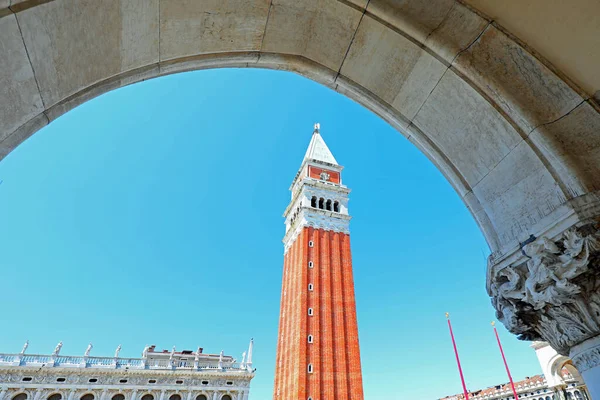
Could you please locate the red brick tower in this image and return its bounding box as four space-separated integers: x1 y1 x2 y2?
273 124 364 400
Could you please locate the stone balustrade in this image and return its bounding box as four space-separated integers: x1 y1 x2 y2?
0 354 245 373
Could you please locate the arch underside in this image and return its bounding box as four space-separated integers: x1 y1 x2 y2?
1 0 600 272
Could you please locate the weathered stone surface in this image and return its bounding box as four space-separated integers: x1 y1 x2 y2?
161 53 258 77
0 14 44 141
366 0 454 43
262 0 362 72
159 0 270 61
454 25 583 133
530 101 600 196
413 69 521 187
0 113 48 161
425 2 488 63
17 0 158 108
473 140 566 248
46 65 160 123
257 53 337 88
340 15 446 121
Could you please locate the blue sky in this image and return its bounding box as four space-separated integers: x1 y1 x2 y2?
0 69 541 399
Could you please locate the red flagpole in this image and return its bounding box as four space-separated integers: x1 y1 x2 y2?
492 321 519 400
446 313 469 400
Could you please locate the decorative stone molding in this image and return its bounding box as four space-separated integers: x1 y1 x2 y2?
283 208 350 253
490 224 600 355
570 335 600 373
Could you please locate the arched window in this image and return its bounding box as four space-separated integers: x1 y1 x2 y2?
308 241 314 247
326 199 332 211
318 198 324 209
48 395 62 400
111 395 125 400
311 196 317 208
221 396 232 400
308 335 313 343
169 395 181 400
307 364 313 373
308 308 314 316
80 394 95 400
567 393 573 400
196 396 208 400
574 392 583 400
141 395 154 400
333 201 339 212
12 394 27 400
545 397 551 400
308 261 313 268
308 283 313 291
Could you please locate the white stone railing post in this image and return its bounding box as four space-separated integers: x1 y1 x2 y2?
130 389 138 400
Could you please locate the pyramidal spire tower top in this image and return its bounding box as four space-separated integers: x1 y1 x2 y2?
302 122 338 165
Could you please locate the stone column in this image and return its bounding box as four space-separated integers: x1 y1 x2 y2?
488 224 600 399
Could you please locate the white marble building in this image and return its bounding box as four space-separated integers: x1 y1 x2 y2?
0 341 255 400
439 342 590 400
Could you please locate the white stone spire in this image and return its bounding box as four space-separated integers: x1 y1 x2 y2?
303 123 338 165
246 339 253 371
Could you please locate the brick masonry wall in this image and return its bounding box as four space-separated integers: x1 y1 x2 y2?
273 227 364 400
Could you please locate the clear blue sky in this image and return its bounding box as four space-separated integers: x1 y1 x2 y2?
0 69 541 399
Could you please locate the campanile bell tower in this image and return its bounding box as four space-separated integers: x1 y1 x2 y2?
273 124 364 400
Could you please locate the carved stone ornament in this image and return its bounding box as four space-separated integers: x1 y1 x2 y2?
490 224 600 356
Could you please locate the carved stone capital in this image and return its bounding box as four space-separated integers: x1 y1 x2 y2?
489 224 600 355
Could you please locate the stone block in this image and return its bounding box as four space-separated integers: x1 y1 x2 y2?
336 75 411 132
0 14 44 141
17 0 159 108
404 122 470 196
473 140 567 250
160 53 258 77
256 53 337 88
340 15 446 121
425 2 488 63
262 0 362 72
366 0 454 43
159 0 270 61
413 69 521 187
453 25 583 133
0 113 48 161
530 101 600 196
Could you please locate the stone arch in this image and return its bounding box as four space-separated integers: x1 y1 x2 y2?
2 0 600 393
140 393 155 400
47 393 63 400
12 393 28 400
79 393 95 400
1 0 598 264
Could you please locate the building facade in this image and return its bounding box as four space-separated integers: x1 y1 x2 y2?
273 124 363 400
440 342 590 400
0 341 255 400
